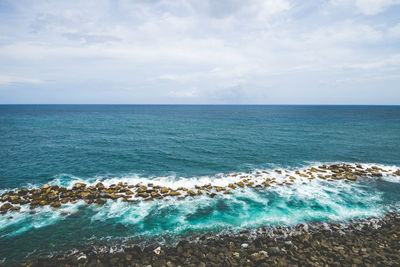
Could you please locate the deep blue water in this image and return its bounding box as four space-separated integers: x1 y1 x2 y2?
0 105 400 264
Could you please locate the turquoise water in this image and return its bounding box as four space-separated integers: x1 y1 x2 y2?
1 105 400 264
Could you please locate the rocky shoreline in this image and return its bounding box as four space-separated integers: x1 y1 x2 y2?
20 213 400 267
1 163 399 214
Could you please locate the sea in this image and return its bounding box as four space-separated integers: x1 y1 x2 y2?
0 105 399 264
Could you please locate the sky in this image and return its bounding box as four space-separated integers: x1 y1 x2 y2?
0 0 399 104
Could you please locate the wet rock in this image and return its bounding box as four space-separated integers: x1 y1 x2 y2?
236 182 245 188
50 202 61 208
107 193 120 199
160 187 169 194
1 194 10 202
187 190 196 196
1 203 12 212
137 192 150 198
73 183 86 190
77 253 87 264
42 184 51 190
250 251 268 261
168 191 181 196
137 185 148 193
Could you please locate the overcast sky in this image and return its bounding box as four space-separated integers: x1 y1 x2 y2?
0 0 399 104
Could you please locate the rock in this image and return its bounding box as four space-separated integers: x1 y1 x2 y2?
136 192 150 198
267 246 280 255
232 252 240 259
187 190 196 196
151 192 160 197
160 187 169 194
137 185 147 192
73 183 86 190
168 191 181 196
107 193 120 199
50 202 61 208
10 206 21 211
236 182 245 188
166 261 174 267
198 262 206 267
250 251 269 261
154 246 161 255
42 184 51 190
9 195 20 203
228 183 237 189
284 241 293 247
1 194 10 202
77 253 87 264
125 254 132 261
125 190 134 195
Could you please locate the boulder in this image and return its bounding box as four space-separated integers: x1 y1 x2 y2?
50 202 61 208
107 193 120 199
267 247 280 255
250 251 268 261
73 183 86 190
187 190 196 196
1 194 10 202
160 187 169 194
137 185 147 192
0 203 12 212
236 182 245 188
228 183 237 189
232 252 240 259
136 192 149 198
42 184 51 190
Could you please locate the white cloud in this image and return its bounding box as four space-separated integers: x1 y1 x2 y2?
0 0 399 104
0 75 42 85
354 0 400 15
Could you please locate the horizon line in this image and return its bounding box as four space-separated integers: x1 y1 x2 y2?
0 104 399 106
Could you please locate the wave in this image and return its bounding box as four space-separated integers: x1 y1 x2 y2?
0 162 399 241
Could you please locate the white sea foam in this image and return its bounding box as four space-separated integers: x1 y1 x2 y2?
0 162 399 239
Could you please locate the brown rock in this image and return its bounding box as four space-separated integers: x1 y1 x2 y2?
73 183 86 190
0 203 12 212
236 182 245 188
50 202 61 208
160 187 169 194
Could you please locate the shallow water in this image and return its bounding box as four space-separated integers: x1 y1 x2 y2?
1 105 400 264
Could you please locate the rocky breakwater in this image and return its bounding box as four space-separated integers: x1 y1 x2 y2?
22 213 400 266
1 163 399 214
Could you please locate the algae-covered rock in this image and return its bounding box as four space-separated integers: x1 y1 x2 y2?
50 202 61 208
187 190 196 196
160 187 169 194
0 203 12 212
236 182 245 188
73 183 86 190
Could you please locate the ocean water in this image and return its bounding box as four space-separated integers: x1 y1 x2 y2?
0 105 400 264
